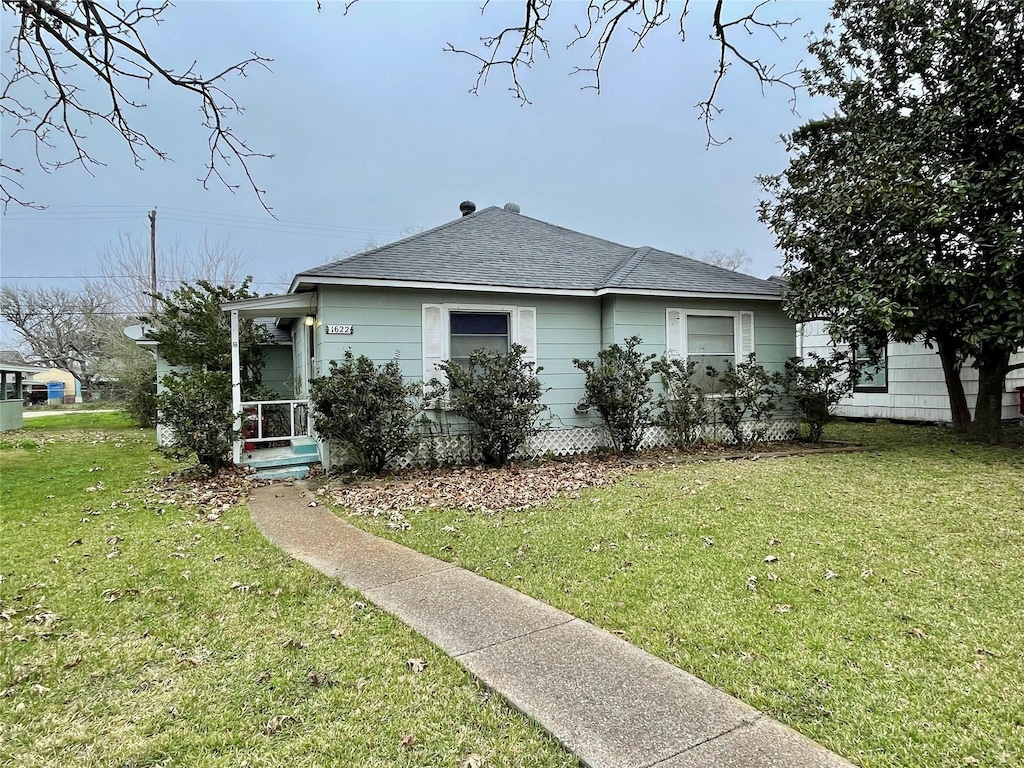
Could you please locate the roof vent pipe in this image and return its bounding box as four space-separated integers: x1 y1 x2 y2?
503 202 521 214
459 200 476 216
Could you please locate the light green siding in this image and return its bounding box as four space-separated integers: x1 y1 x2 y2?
316 287 603 427
312 286 795 428
609 296 795 371
261 345 295 398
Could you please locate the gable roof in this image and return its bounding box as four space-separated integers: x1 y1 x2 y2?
293 206 782 299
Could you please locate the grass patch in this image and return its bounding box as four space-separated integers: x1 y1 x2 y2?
340 423 1024 768
0 425 577 767
18 411 134 431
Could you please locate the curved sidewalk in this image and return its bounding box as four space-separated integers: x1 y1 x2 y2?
250 482 855 768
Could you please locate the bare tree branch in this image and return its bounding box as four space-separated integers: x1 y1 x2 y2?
437 0 802 146
1 0 274 212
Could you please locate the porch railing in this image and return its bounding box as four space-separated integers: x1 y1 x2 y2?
239 399 311 445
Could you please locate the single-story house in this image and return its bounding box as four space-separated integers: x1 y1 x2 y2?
799 320 1024 424
0 359 48 431
213 202 798 473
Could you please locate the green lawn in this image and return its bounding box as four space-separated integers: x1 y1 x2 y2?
340 423 1024 768
0 423 577 767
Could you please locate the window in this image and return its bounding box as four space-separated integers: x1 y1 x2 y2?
449 312 510 368
854 345 887 392
666 309 754 390
687 315 736 389
422 304 537 387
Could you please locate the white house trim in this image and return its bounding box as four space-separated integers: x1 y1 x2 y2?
289 275 781 303
421 302 537 389
666 308 755 364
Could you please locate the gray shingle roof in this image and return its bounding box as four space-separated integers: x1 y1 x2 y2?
297 207 782 297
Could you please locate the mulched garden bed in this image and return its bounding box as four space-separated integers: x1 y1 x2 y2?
320 441 861 517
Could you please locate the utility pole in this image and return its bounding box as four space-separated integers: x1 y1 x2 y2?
148 208 157 316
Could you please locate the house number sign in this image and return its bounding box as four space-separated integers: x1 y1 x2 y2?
325 324 354 335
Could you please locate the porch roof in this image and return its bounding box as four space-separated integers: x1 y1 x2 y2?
221 291 317 318
0 360 48 376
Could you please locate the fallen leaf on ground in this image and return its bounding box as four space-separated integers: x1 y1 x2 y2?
398 732 418 750
264 714 295 733
406 658 427 673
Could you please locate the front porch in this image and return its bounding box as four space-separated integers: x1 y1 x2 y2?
237 398 319 479
224 291 321 476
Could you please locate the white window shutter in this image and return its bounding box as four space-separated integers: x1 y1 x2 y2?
739 312 755 358
422 304 445 388
517 306 537 367
666 308 683 358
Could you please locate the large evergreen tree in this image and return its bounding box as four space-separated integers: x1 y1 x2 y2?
145 279 269 469
760 0 1024 442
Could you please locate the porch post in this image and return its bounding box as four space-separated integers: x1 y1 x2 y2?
230 309 242 465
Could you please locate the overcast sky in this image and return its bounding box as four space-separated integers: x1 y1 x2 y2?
0 0 835 345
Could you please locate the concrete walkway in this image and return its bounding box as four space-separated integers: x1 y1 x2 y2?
250 482 856 768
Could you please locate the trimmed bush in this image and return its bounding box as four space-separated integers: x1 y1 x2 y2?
436 344 545 466
654 357 710 447
574 337 656 454
310 351 422 474
157 370 236 470
780 351 855 442
712 354 783 447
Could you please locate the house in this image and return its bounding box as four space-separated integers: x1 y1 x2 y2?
216 202 798 474
0 359 48 431
799 320 1024 424
25 367 80 404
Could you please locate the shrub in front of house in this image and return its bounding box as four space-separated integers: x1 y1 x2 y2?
780 351 855 442
310 351 423 474
711 354 783 447
122 352 158 429
158 370 237 470
575 336 656 454
435 344 546 467
653 356 710 448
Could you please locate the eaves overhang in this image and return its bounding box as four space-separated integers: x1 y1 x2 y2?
288 275 783 303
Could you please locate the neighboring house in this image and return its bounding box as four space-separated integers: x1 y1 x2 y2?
215 202 798 471
800 320 1024 423
0 359 48 431
25 367 80 404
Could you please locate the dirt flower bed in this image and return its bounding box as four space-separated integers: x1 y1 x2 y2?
322 441 855 517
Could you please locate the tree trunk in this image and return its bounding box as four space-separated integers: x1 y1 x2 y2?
969 345 1011 444
936 335 972 433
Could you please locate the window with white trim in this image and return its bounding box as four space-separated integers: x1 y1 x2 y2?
666 309 754 391
449 312 510 368
423 303 537 387
853 345 888 392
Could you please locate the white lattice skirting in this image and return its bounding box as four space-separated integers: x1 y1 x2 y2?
330 419 802 470
156 424 174 448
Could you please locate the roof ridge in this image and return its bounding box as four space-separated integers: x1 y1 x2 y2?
297 206 501 276
600 246 651 288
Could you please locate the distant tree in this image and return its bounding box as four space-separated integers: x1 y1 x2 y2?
96 232 247 315
0 0 272 212
759 0 1024 442
695 248 752 273
0 283 115 393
